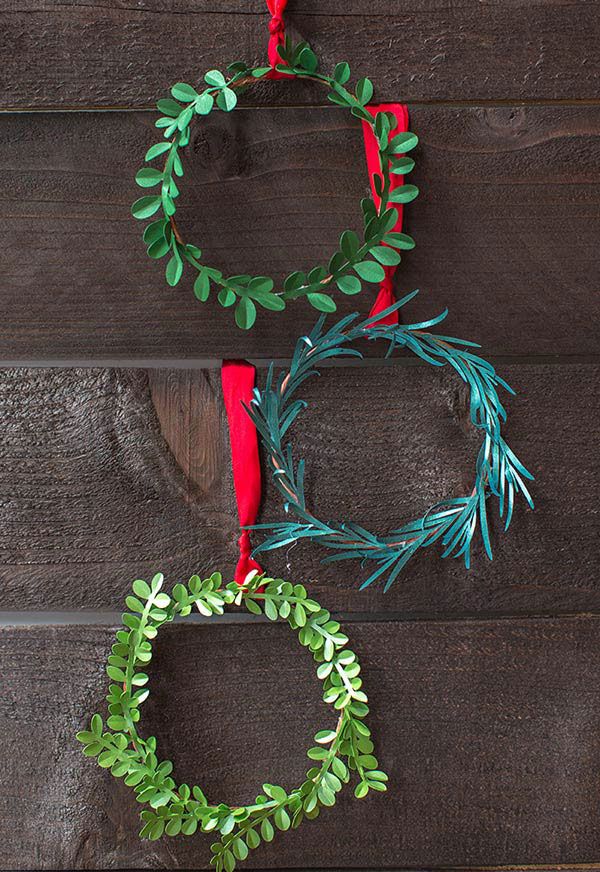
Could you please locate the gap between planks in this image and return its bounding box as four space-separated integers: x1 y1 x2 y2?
2 99 600 113
0 354 597 370
2 610 600 627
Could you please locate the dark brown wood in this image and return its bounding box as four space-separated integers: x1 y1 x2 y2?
0 363 597 616
0 615 598 868
1 1 599 108
1 106 599 360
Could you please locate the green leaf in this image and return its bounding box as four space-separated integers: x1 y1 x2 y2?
166 253 183 286
389 131 419 153
388 184 419 204
307 746 328 761
216 87 237 112
306 292 336 313
371 245 401 266
315 729 337 744
204 69 226 87
235 296 257 330
218 287 236 308
264 597 278 621
294 602 306 626
143 220 167 245
298 47 318 72
354 781 369 799
145 141 172 161
245 598 262 615
356 77 374 105
125 595 144 613
340 229 359 260
274 808 290 831
336 274 362 295
246 828 260 849
232 839 248 861
131 196 161 220
106 665 126 682
147 238 170 259
390 156 415 175
260 818 274 842
91 713 103 736
264 784 288 802
181 817 198 835
193 271 210 302
353 260 385 282
133 579 151 600
171 82 198 102
195 92 214 115
333 62 351 84
153 592 171 608
223 849 236 872
384 231 415 250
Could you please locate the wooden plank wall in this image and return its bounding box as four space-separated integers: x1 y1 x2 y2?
0 2 599 870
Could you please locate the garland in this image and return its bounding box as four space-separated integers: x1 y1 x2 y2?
76 571 386 871
247 293 535 590
132 37 418 329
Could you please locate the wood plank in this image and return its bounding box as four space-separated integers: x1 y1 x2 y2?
0 615 598 868
1 106 599 360
0 362 597 616
1 1 599 108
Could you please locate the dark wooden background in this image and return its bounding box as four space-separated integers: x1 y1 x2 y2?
1 2 599 869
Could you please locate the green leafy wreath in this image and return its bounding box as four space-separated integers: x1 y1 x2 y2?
76 571 386 872
132 38 418 329
247 293 535 590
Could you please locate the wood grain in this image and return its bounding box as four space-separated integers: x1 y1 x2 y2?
0 363 597 616
1 1 599 108
1 106 599 360
1 615 598 868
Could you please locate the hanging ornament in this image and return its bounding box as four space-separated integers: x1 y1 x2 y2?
131 11 418 330
247 295 535 590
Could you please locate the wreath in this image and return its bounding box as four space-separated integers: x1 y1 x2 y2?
247 293 535 590
76 571 386 871
131 38 418 329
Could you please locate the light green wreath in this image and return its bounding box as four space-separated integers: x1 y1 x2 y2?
132 37 418 329
76 571 386 872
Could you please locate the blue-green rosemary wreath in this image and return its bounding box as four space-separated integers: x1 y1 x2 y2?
76 570 386 872
247 292 534 591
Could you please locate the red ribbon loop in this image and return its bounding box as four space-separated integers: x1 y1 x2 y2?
361 103 409 326
266 0 290 78
221 360 263 585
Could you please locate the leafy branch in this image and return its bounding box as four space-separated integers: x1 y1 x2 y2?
132 38 418 329
246 294 535 590
76 571 386 871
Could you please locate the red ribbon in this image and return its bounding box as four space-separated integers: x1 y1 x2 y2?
221 360 263 585
266 0 290 79
361 103 409 326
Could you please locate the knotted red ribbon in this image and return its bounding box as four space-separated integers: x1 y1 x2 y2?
221 360 263 585
266 0 290 79
361 103 409 326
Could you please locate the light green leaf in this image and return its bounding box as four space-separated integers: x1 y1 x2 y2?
171 82 198 102
131 196 161 220
204 70 226 87
165 253 183 286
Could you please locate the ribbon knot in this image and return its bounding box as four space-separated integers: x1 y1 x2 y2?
268 13 284 34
